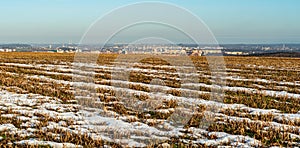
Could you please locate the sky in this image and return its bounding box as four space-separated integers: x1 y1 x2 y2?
0 0 299 44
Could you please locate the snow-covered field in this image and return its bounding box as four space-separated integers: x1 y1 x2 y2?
0 53 299 147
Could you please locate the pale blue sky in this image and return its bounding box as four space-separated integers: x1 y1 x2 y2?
0 0 299 44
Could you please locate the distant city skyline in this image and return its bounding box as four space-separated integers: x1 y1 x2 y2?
0 0 300 44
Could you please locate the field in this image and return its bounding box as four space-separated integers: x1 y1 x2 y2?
0 52 299 147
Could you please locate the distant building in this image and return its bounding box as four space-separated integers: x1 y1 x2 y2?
56 46 81 53
185 49 203 56
191 50 203 56
224 51 244 55
0 48 16 52
180 49 187 55
262 47 271 51
202 49 222 55
119 49 128 54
